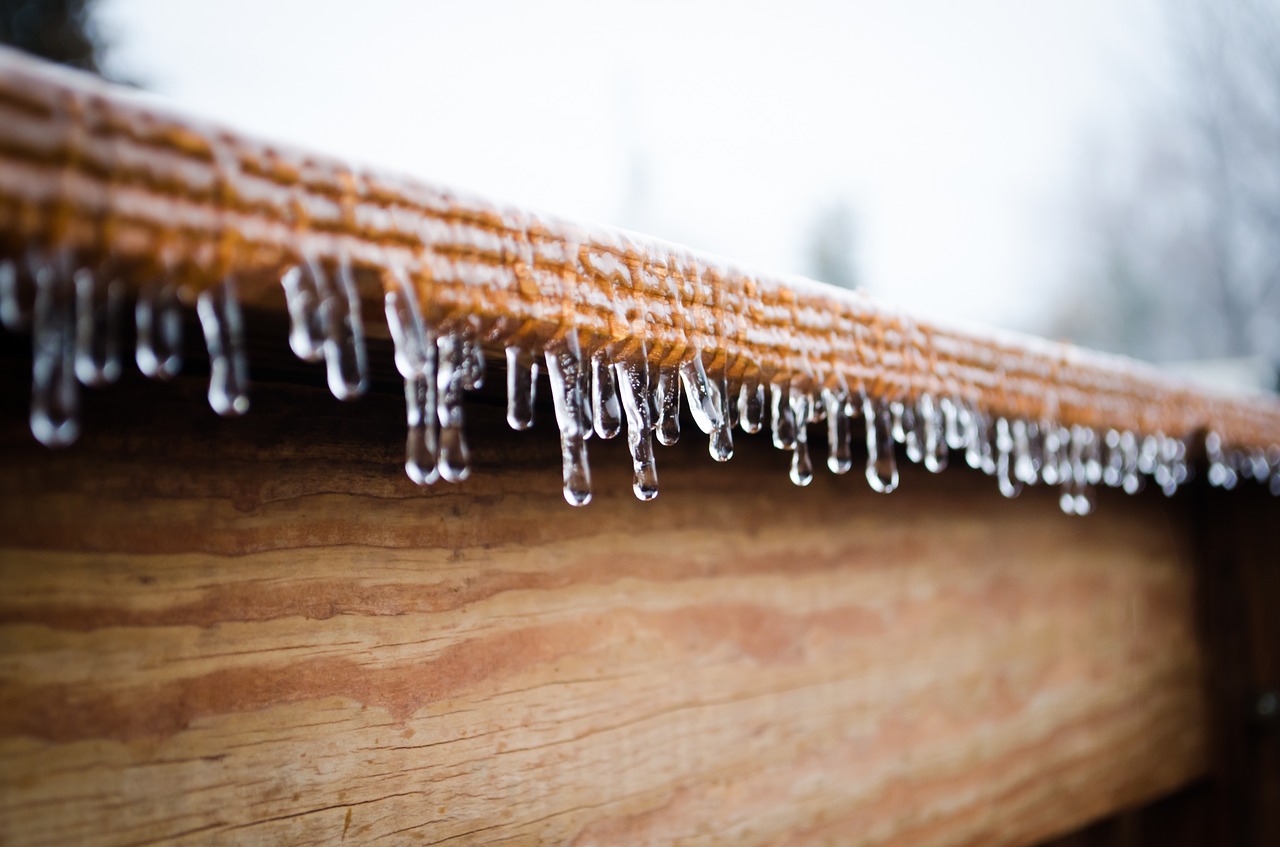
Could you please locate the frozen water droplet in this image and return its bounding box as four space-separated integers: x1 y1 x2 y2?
964 404 985 471
1120 431 1143 495
941 396 967 451
771 382 797 450
545 339 592 506
654 364 681 446
459 327 485 392
591 351 622 439
969 410 995 476
1102 429 1124 487
615 358 659 500
73 266 123 386
403 371 439 485
384 280 438 485
505 346 538 431
822 388 852 474
1058 425 1096 515
135 282 183 380
320 257 369 400
196 279 250 417
436 330 472 482
901 401 923 464
679 355 720 436
1205 432 1236 490
708 366 734 462
789 391 814 486
890 400 906 445
864 395 898 494
29 253 79 447
1012 419 1036 484
280 260 326 363
1137 434 1159 477
738 374 765 434
918 393 947 473
1039 422 1062 485
994 417 1022 499
1 253 36 331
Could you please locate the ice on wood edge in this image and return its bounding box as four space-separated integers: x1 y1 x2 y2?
2 247 1275 514
0 47 1277 511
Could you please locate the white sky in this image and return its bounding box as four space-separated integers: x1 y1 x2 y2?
96 0 1169 330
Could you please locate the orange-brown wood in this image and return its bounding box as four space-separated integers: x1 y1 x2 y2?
1 47 1277 448
0 332 1208 846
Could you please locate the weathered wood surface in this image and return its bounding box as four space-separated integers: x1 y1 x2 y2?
0 334 1209 846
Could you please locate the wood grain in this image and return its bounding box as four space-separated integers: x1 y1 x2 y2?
0 336 1208 846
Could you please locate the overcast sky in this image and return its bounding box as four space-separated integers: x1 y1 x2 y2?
96 0 1170 331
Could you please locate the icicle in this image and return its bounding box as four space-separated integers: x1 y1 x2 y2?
1205 432 1236 490
1137 434 1159 477
591 351 622 439
615 358 659 500
863 395 898 494
918 393 947 473
1 254 36 331
1102 429 1124 487
975 411 996 475
890 400 906 445
385 281 438 485
994 417 1022 498
739 374 765 434
29 253 79 447
964 403 984 471
654 364 681 446
459 327 486 392
1059 425 1096 515
708 365 734 462
1012 419 1036 485
280 259 326 363
436 330 472 482
1120 431 1143 495
901 401 923 464
1155 434 1187 497
196 279 250 417
320 257 369 400
771 382 797 450
135 282 183 380
822 388 852 474
505 346 537 431
545 338 592 506
679 354 720 435
941 396 967 451
789 391 814 486
73 266 123 386
1040 421 1063 485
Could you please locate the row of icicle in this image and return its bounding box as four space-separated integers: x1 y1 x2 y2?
2 248 1278 510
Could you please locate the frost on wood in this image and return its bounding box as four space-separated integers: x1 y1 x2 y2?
1 48 1279 512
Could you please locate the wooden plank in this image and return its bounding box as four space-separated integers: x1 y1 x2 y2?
2 46 1277 448
0 336 1208 846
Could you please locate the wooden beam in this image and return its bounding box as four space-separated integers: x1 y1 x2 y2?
1 47 1277 448
0 334 1208 846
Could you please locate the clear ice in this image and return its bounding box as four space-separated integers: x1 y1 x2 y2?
545 337 593 506
505 345 537 431
864 394 899 494
4 243 1275 511
73 266 124 387
135 282 183 380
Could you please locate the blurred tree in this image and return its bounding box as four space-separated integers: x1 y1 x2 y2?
1049 0 1280 365
805 200 860 290
0 0 103 74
